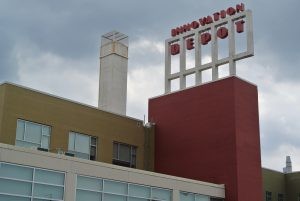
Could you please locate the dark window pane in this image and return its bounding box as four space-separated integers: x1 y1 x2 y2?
113 143 118 159
91 137 97 146
119 144 130 162
90 146 96 161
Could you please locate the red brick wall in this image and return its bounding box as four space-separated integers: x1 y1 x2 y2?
149 77 262 201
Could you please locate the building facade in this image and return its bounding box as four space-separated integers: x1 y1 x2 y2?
0 82 154 171
1 79 300 201
0 143 225 201
0 82 226 201
262 168 300 201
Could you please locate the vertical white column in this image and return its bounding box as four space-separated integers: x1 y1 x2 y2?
179 37 186 90
211 26 218 81
172 189 180 201
64 172 76 201
247 10 254 56
229 20 236 76
195 32 202 85
165 41 171 93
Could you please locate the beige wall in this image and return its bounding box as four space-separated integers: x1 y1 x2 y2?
0 85 5 142
0 83 153 170
262 168 285 201
285 172 300 201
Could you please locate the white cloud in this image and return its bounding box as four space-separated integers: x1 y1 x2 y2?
127 64 164 121
130 38 164 55
262 144 300 172
236 53 300 172
15 42 99 106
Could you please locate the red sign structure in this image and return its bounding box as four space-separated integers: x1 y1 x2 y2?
165 3 253 93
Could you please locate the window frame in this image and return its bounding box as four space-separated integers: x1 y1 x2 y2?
112 142 137 168
278 193 284 201
15 119 51 150
76 174 172 201
0 162 65 201
266 191 272 201
68 131 97 161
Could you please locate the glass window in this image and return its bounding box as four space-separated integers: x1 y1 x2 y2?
0 194 30 201
113 142 137 168
68 132 97 160
180 192 194 201
0 162 65 201
0 178 32 196
35 169 65 186
33 183 64 200
266 191 272 201
77 176 102 191
76 175 172 201
278 193 284 201
76 189 102 201
128 198 148 201
152 188 172 201
15 119 51 150
128 184 151 198
104 180 127 195
103 193 126 201
195 194 210 201
0 163 33 181
180 191 211 201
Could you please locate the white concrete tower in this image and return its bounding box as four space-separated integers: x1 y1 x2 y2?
283 156 292 173
98 31 128 115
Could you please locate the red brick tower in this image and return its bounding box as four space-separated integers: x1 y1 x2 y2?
149 77 263 201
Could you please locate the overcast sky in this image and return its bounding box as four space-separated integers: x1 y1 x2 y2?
1 0 300 172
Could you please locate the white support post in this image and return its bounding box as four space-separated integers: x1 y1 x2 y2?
211 26 218 81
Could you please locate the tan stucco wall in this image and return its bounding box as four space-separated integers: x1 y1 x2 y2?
285 172 300 201
0 83 150 170
262 168 286 201
0 85 5 141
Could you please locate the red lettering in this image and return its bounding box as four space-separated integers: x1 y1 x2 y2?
186 38 194 50
213 12 220 21
226 7 236 16
182 24 192 32
217 27 228 39
199 16 213 26
174 27 183 35
191 21 199 29
170 3 246 37
200 33 211 45
171 29 177 37
235 20 245 33
236 3 245 12
220 10 226 18
171 44 180 55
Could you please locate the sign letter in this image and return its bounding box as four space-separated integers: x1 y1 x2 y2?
200 33 211 45
171 44 180 55
217 27 228 39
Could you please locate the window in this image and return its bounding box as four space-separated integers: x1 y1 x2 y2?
76 175 172 201
113 142 136 168
16 119 51 150
180 191 210 201
278 193 284 201
0 162 65 200
68 132 97 160
266 191 272 201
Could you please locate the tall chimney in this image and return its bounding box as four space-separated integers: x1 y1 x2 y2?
283 156 292 173
98 31 128 115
